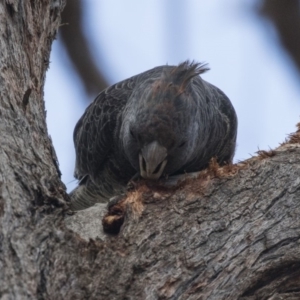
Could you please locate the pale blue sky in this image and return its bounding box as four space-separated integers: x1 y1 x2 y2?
45 1 300 191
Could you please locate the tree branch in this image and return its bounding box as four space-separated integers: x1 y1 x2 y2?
60 0 108 97
65 126 300 299
259 0 300 75
2 1 300 298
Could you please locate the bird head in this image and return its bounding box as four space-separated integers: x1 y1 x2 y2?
121 61 209 180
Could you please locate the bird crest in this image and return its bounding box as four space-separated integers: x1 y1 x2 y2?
170 60 209 88
152 61 209 97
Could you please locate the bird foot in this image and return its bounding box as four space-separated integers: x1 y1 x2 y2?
107 194 126 210
126 172 141 191
103 194 127 234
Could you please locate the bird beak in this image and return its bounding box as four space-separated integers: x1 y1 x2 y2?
139 141 167 180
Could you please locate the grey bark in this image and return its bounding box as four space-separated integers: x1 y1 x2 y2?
66 141 300 300
1 1 300 300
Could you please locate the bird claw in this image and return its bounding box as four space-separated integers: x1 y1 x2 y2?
107 172 141 210
127 180 137 191
107 194 125 210
104 194 127 234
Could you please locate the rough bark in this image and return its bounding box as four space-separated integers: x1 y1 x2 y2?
1 1 300 300
65 139 300 300
0 0 67 299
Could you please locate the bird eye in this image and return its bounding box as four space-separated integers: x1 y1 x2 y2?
178 141 186 148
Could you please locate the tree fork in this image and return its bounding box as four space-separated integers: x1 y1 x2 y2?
1 1 300 299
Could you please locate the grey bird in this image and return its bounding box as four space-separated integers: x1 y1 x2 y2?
69 61 238 211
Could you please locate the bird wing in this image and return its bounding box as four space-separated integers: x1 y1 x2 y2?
73 66 166 181
73 78 136 180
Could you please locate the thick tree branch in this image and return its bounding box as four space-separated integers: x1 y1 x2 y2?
65 127 300 299
259 0 300 75
60 0 108 97
2 1 300 299
0 1 67 298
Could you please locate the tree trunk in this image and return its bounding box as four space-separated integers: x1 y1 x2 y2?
1 1 300 300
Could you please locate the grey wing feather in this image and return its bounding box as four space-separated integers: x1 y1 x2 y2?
73 78 135 181
70 64 194 211
204 81 238 163
73 65 167 181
